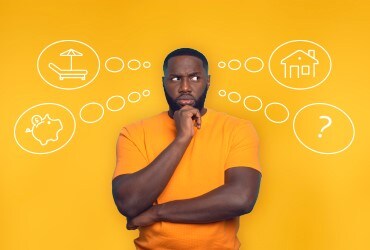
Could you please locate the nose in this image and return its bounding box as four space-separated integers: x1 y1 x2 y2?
179 77 191 93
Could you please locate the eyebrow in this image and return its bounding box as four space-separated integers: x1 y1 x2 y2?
168 72 202 77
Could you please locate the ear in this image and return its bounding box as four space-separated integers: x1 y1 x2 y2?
207 75 211 88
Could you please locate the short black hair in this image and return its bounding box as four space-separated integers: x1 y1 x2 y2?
163 48 208 74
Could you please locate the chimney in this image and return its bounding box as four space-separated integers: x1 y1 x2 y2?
308 50 315 58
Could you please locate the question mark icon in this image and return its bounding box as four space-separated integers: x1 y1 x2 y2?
318 116 332 138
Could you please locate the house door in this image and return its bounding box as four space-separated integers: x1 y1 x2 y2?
289 65 300 78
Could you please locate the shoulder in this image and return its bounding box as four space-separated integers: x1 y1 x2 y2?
120 111 168 136
209 109 255 128
207 109 259 140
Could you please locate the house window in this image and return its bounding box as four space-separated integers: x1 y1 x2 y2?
301 65 310 75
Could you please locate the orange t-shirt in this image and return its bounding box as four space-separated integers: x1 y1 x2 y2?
113 108 261 250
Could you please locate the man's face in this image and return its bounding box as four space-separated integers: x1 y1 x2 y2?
163 55 210 113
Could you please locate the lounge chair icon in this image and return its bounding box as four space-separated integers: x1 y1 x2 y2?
48 49 88 80
49 63 88 80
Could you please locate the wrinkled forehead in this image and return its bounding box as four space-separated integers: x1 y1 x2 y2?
166 55 205 75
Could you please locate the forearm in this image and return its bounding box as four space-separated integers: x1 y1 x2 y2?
113 138 190 218
155 183 253 224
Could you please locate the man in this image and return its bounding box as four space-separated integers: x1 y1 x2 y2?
112 48 262 250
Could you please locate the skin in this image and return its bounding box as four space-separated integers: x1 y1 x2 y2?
112 55 262 231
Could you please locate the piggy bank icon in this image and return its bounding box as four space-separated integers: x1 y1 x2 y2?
25 114 63 146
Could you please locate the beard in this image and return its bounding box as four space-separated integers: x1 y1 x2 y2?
164 86 209 113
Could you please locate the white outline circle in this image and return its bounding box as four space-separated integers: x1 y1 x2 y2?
293 103 355 155
143 61 151 68
13 103 76 155
243 96 263 112
105 57 124 73
37 40 100 90
227 92 241 103
79 102 105 123
218 90 227 97
244 57 264 73
128 92 141 103
142 90 150 97
268 40 332 90
264 102 290 124
106 96 126 112
127 59 141 70
227 59 242 70
218 61 226 68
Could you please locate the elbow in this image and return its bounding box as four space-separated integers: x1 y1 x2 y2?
241 199 256 214
112 180 139 218
112 192 128 217
114 198 139 218
233 193 257 215
112 192 141 218
239 196 257 215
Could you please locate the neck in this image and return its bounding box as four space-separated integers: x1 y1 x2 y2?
168 107 207 118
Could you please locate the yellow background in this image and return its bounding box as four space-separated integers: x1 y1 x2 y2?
1 1 369 249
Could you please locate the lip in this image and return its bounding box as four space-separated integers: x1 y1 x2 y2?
177 95 194 100
177 99 195 105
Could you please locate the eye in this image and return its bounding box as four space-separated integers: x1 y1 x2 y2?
190 76 199 81
170 77 180 81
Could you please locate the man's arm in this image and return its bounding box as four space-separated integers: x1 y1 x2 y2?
127 166 261 229
112 106 201 218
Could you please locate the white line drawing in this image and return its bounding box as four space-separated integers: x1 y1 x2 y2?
25 114 63 146
79 102 105 124
244 57 264 73
37 40 100 90
218 90 227 97
243 96 263 112
106 96 126 112
318 116 332 138
142 89 151 97
60 49 82 69
143 61 151 68
268 40 332 90
218 61 226 68
128 92 141 103
14 103 76 155
264 102 290 124
127 59 141 70
293 103 355 154
228 59 242 70
48 63 88 80
280 50 319 78
105 57 124 73
227 91 241 103
48 49 88 80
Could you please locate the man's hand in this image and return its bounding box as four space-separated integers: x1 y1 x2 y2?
173 105 201 142
126 205 160 230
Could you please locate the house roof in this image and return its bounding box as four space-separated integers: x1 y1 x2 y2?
281 50 319 64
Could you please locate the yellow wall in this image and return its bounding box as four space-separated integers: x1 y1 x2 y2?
1 1 369 249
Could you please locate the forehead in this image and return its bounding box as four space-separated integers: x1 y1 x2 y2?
166 55 205 75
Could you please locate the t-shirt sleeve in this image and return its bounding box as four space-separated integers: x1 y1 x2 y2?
112 126 149 179
224 120 261 174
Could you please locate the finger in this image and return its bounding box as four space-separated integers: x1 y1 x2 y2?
179 105 194 112
191 109 201 129
179 106 201 128
126 221 138 230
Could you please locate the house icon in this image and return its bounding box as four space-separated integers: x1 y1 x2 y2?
280 50 319 78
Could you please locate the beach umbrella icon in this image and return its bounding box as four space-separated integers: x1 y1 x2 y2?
60 49 83 70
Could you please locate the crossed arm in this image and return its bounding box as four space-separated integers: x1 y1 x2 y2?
112 136 262 229
112 106 261 229
129 167 261 229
